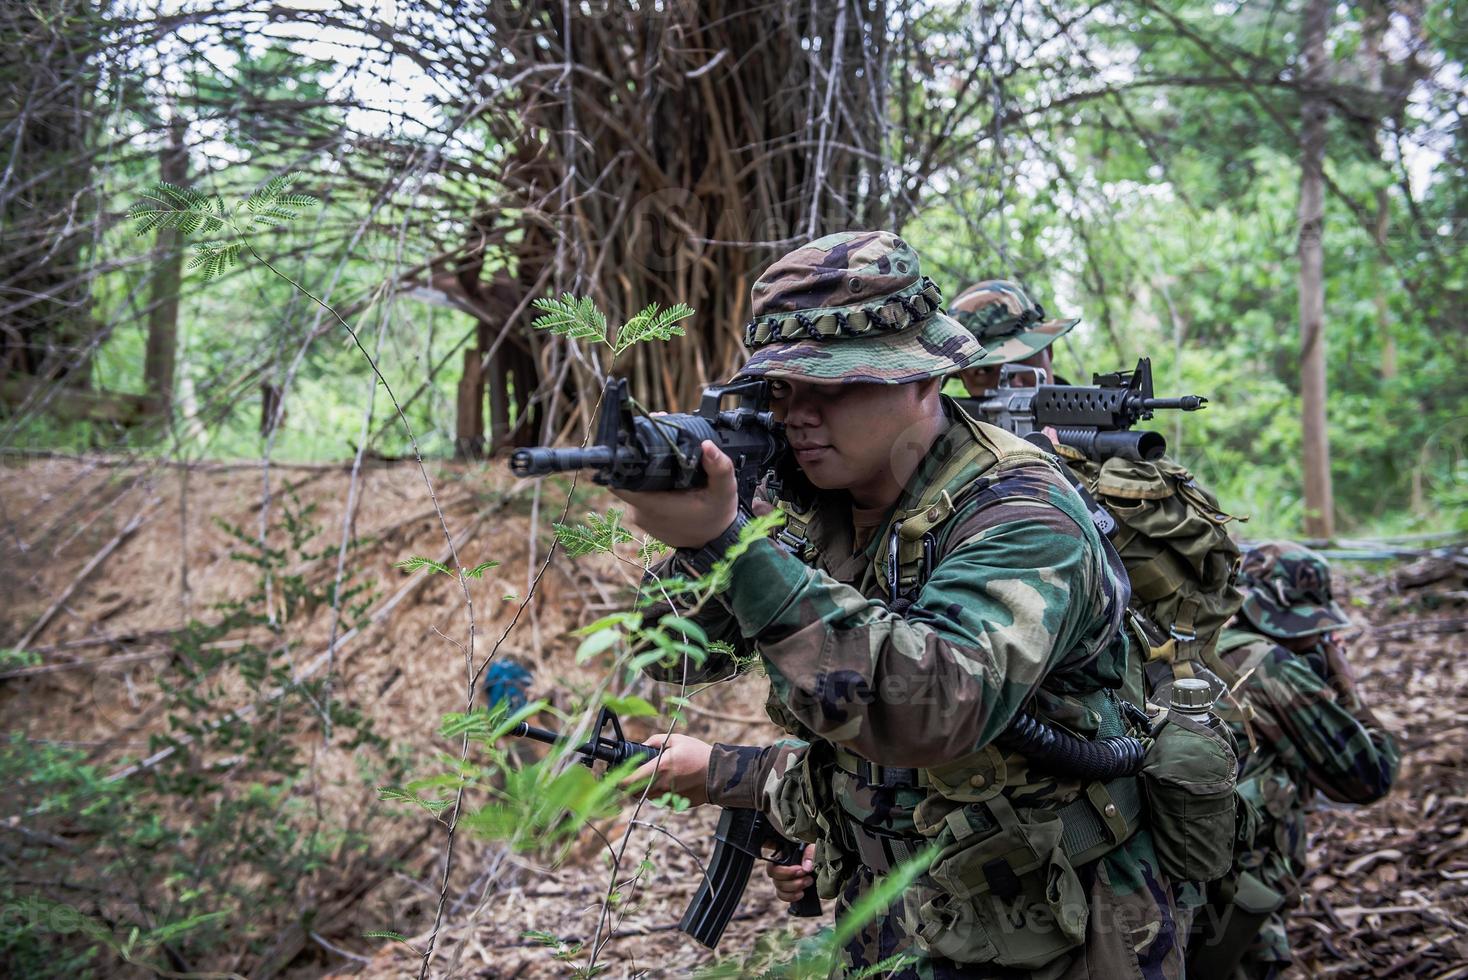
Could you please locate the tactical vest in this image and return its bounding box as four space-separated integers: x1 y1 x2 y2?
766 413 1149 969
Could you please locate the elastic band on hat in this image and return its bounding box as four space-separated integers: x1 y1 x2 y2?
743 277 944 350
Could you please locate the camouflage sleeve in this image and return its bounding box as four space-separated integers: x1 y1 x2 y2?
1245 647 1399 805
634 558 750 685
722 502 1108 769
705 739 808 825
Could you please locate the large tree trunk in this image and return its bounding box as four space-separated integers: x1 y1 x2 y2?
1297 0 1335 539
460 1 896 436
1361 1 1397 380
144 118 187 418
0 0 102 387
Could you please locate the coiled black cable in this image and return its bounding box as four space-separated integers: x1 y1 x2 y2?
997 710 1148 780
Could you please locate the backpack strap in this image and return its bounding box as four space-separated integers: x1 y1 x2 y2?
874 419 1132 673
1217 633 1277 679
774 500 819 563
870 414 1033 605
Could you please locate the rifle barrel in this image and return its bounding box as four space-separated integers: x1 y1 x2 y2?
1141 395 1207 412
509 445 617 477
510 721 563 746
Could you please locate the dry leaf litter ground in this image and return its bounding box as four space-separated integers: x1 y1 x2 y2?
1 457 1463 978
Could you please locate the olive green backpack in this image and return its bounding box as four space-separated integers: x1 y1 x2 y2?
1060 452 1246 692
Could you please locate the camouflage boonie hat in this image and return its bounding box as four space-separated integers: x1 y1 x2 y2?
947 279 1079 368
1238 541 1351 639
738 231 986 383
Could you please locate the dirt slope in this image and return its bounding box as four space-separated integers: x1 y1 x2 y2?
2 455 1464 978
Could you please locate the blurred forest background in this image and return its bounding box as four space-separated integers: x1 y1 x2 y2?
2 0 1464 536
2 1 1466 977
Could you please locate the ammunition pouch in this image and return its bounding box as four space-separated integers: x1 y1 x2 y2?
772 741 857 901
898 795 1090 968
826 746 1144 969
1142 709 1238 882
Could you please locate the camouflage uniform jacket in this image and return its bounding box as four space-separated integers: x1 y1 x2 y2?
644 401 1183 978
1217 627 1400 967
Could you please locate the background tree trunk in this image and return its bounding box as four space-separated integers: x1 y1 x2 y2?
0 0 102 387
1298 0 1335 539
462 1 899 442
144 117 187 418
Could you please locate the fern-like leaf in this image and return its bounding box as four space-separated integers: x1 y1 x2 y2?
395 555 453 575
244 173 319 227
246 173 298 209
636 535 669 567
378 787 453 816
464 560 500 579
531 294 607 343
552 522 603 558
554 509 634 557
129 182 224 236
187 241 243 282
614 302 694 353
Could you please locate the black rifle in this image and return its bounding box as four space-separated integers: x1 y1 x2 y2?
956 357 1206 462
510 376 807 509
509 707 821 948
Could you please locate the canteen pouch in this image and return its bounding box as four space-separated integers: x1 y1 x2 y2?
1142 710 1238 882
900 794 1088 968
773 743 856 900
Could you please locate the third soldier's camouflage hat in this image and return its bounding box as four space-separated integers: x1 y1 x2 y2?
947 279 1079 368
1238 541 1352 640
738 231 986 383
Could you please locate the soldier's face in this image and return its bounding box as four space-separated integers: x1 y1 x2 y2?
958 349 1051 395
768 377 942 497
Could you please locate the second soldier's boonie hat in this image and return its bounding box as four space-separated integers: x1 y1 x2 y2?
1238 541 1352 640
947 279 1079 368
738 231 986 383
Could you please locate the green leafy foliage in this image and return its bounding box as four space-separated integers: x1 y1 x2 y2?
129 171 319 282
127 180 224 235
691 847 931 977
186 239 243 281
396 555 453 575
0 647 40 671
553 507 635 557
363 928 416 948
243 172 321 226
602 694 658 719
395 555 500 578
636 535 670 567
523 930 608 978
531 294 695 360
530 293 609 343
377 786 455 818
0 493 408 973
613 301 694 353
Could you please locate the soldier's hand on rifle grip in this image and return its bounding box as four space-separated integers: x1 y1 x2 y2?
768 843 816 903
612 441 739 549
1320 633 1361 703
624 732 713 806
